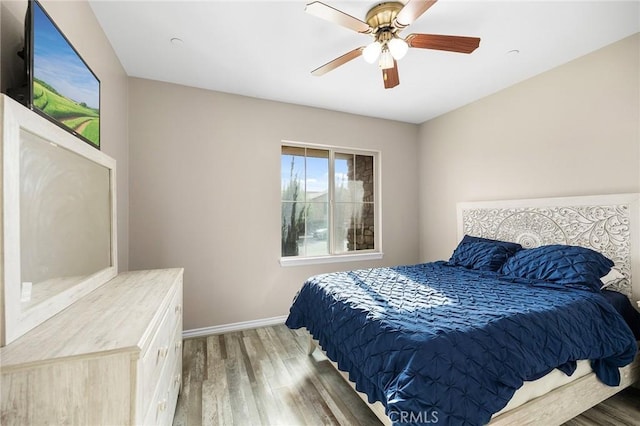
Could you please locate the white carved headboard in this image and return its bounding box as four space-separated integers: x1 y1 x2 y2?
457 194 640 302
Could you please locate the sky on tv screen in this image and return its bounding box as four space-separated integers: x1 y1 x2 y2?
33 2 99 110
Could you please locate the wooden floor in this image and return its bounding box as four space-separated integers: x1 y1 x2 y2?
173 325 640 426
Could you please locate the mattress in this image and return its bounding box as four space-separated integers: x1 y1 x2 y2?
493 359 592 416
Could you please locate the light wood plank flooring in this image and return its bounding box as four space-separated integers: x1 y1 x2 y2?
174 325 640 426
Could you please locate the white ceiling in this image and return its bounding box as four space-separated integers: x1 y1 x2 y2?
89 0 640 124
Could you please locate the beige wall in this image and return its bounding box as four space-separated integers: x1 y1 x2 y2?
0 0 129 270
0 1 24 93
418 33 640 262
128 78 420 330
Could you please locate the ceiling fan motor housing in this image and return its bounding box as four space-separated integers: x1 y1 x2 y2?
366 2 404 34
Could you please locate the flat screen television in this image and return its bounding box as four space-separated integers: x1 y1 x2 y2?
13 0 101 149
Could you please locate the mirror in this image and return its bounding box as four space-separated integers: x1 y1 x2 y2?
2 95 117 346
20 131 112 309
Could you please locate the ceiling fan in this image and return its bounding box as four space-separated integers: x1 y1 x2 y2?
306 0 481 89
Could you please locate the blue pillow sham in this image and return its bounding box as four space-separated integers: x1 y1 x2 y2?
448 241 513 271
448 236 522 271
460 235 522 257
498 244 614 292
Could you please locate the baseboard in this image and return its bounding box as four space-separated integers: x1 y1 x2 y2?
182 315 288 339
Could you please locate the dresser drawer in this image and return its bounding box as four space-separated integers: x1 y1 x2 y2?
140 285 182 412
166 348 182 425
143 347 182 426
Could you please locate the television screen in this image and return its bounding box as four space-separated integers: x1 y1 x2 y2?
31 0 100 148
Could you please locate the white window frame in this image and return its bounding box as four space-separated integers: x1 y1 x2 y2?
279 141 383 267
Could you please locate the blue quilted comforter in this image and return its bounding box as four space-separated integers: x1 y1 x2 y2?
285 262 637 425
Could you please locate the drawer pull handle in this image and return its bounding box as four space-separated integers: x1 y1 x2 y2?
175 304 182 315
157 346 169 361
158 399 167 412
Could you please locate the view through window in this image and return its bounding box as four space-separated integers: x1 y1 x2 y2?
281 144 378 258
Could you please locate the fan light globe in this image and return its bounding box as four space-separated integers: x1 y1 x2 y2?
388 38 409 60
363 41 382 64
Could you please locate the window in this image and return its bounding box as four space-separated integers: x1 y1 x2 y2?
281 143 380 263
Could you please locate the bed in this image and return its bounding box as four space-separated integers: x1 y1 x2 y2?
286 193 640 425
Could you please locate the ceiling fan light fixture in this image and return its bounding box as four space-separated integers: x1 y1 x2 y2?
379 48 394 69
388 37 408 60
363 41 382 64
305 0 481 89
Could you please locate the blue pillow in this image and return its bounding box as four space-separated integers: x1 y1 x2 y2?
498 244 614 292
460 235 522 257
448 241 514 271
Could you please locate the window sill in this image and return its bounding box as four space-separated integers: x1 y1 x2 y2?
279 252 384 267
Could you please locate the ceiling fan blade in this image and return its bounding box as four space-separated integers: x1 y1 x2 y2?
305 2 372 34
406 33 480 54
394 0 438 29
311 47 364 76
382 61 399 89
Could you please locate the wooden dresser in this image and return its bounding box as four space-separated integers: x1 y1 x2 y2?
0 268 183 425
